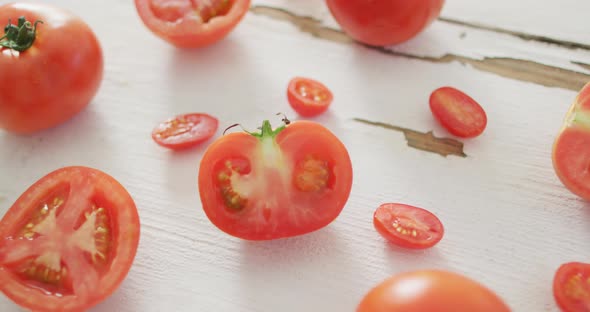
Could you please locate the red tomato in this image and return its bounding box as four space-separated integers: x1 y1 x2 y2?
357 270 511 312
373 203 444 249
134 0 251 48
287 77 333 117
553 262 590 312
198 118 353 240
0 3 103 134
325 0 445 46
152 113 219 150
429 86 488 138
0 167 140 312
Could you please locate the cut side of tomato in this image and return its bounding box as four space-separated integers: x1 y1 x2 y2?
429 86 487 138
134 0 251 48
373 203 444 249
287 77 333 117
553 262 590 312
0 167 140 312
152 113 219 150
198 118 353 240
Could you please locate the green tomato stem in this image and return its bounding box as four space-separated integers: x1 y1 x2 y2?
0 16 43 52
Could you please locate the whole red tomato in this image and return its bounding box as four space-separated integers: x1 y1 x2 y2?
326 0 445 46
0 3 103 134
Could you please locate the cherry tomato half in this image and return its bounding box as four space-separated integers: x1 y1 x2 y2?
0 167 140 312
326 0 445 46
429 86 488 138
287 77 334 117
152 113 219 150
134 0 251 48
373 203 444 249
0 3 103 134
198 119 353 240
357 270 511 312
553 262 590 312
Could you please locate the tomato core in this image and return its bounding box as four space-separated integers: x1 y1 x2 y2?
150 0 233 24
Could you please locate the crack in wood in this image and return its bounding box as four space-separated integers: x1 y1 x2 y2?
250 5 590 92
353 118 467 158
574 62 590 72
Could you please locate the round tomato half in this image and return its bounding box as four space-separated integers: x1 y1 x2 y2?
287 77 333 117
198 119 353 240
357 270 511 312
152 113 219 150
0 167 140 312
0 3 103 134
134 0 251 48
326 0 445 47
553 262 590 312
429 86 488 138
373 203 444 249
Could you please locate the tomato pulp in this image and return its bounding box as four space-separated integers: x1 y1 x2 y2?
553 262 590 312
0 167 140 312
134 0 251 48
287 77 333 117
198 119 353 240
0 3 103 134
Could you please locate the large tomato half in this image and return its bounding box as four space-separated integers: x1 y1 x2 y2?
0 3 103 134
0 167 140 312
198 119 353 240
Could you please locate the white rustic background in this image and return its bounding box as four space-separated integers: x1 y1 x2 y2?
1 0 589 311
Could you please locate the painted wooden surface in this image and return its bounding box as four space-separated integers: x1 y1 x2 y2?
1 0 589 311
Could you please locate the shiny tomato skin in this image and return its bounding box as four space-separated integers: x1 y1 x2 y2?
287 77 333 117
198 120 353 240
326 0 445 46
0 167 140 312
429 86 488 138
357 270 511 312
152 113 219 150
0 3 103 134
134 0 251 48
373 203 444 249
553 262 590 312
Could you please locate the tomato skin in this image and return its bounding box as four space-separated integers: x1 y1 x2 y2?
325 0 445 46
553 262 590 312
287 77 333 117
0 167 140 312
429 86 488 138
373 203 444 249
152 113 219 150
357 270 511 312
134 0 251 48
198 120 353 240
0 3 103 134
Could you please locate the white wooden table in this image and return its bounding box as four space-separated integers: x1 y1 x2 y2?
1 0 589 311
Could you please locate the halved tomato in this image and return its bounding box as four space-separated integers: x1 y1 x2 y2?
553 262 590 312
198 118 353 240
134 0 251 48
0 167 140 312
152 112 219 150
429 86 487 138
287 77 333 117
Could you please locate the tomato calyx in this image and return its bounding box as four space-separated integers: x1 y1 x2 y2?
224 114 291 140
0 16 43 52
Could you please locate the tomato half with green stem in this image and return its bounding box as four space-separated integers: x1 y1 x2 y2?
373 203 444 249
553 262 590 312
0 3 103 134
0 167 140 312
287 77 333 117
357 270 511 312
429 86 488 138
198 116 353 240
134 0 251 48
152 113 219 150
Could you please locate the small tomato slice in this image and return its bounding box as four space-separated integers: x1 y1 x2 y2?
429 86 487 138
152 113 219 150
134 0 251 48
0 167 140 312
552 82 590 201
373 203 443 249
553 262 590 312
357 270 511 312
287 77 334 117
198 119 353 240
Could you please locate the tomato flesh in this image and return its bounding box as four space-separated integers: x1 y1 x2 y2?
429 86 488 138
287 77 333 117
554 262 590 312
152 113 219 150
0 167 140 312
198 120 353 240
373 203 443 249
